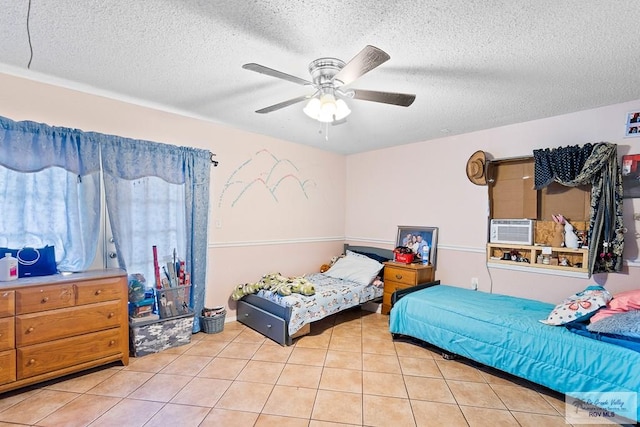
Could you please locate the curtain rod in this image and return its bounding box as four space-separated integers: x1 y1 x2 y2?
489 155 533 163
210 152 218 167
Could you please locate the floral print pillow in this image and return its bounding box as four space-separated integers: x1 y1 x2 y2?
540 285 612 326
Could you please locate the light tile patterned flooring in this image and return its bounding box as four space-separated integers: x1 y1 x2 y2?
0 308 607 426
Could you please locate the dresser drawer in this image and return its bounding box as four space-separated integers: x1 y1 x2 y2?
17 328 123 379
0 317 15 350
16 300 123 346
383 282 414 305
384 267 417 285
75 277 125 305
16 285 75 314
0 290 15 317
0 350 16 385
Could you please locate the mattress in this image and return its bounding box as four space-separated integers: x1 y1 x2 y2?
256 272 383 335
389 285 640 421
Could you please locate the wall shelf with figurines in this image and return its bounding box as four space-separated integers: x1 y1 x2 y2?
486 216 590 278
487 243 588 274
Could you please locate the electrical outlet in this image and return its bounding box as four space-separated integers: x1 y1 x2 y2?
471 277 478 290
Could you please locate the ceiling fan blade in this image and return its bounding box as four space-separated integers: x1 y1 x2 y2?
333 45 390 86
242 63 312 86
255 95 310 114
351 89 416 107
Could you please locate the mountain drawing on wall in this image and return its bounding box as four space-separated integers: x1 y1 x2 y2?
218 149 316 208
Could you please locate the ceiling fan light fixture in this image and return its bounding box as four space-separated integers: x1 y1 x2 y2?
303 93 351 123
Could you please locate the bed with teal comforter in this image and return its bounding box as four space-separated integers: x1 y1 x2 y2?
389 284 640 421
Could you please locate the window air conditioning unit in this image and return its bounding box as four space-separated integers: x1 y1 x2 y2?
489 219 534 245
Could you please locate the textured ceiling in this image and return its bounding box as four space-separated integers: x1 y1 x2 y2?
1 0 639 154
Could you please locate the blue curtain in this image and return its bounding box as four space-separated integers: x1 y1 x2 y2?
100 135 210 332
0 117 101 271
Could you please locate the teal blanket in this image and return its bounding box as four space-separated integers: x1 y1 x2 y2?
389 285 640 422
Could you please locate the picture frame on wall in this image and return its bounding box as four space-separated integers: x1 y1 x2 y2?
625 111 640 137
396 226 438 267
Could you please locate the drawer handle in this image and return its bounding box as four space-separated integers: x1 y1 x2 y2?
267 324 272 328
244 313 249 317
28 358 36 365
41 296 49 303
95 290 102 296
109 340 116 346
395 274 403 280
108 312 114 318
27 326 35 333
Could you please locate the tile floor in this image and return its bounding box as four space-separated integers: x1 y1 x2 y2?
0 308 624 426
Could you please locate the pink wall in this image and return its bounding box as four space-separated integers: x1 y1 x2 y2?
0 72 346 317
346 100 640 303
2 70 639 315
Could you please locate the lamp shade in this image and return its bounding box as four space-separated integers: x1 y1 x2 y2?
303 97 321 119
334 99 351 121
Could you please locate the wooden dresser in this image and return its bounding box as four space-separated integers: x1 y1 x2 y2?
382 261 434 315
0 269 128 394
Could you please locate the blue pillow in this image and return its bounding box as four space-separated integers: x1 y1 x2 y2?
587 310 640 338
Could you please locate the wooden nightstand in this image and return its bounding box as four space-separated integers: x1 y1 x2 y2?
382 261 434 315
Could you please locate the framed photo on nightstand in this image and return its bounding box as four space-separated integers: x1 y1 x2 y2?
396 226 438 267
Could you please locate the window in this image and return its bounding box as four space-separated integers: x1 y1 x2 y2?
1 115 212 331
0 117 101 271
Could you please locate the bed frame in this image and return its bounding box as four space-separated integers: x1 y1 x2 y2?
236 244 393 346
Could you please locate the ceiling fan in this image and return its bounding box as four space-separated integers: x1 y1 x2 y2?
242 45 416 124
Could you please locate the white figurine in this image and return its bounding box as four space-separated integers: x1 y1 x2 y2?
552 214 580 249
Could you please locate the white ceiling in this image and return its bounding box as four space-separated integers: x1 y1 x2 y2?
1 1 639 155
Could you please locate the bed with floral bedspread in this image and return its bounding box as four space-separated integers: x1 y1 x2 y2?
235 245 392 345
255 272 383 337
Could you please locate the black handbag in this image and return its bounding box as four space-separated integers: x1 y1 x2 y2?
0 245 57 278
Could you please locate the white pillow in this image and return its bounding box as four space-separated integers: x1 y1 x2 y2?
323 252 383 286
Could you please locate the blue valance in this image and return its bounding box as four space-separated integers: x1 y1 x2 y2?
0 116 100 176
98 134 210 184
533 144 594 189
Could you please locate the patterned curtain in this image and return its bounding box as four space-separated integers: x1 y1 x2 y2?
534 143 624 275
